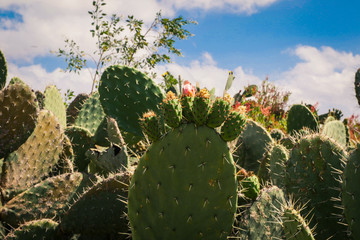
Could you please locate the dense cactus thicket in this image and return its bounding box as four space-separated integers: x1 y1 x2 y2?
0 49 359 240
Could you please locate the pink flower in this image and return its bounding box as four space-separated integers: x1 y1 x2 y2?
261 106 271 117
182 80 196 97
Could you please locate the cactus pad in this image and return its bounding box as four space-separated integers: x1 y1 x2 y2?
43 85 67 128
128 123 237 240
0 83 39 159
66 93 89 125
0 49 7 89
4 219 59 240
287 104 318 135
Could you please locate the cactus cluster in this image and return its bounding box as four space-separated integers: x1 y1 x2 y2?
1 46 360 240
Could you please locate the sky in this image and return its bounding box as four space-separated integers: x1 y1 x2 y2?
1 0 360 117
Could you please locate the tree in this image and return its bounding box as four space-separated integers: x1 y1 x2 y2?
56 0 197 94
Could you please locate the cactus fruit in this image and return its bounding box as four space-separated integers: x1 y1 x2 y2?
4 219 60 240
43 85 67 128
1 110 64 198
206 95 231 128
0 172 96 228
66 93 89 125
236 120 274 173
192 88 212 126
220 110 246 142
287 104 318 135
180 80 196 122
0 83 39 159
161 91 182 128
342 143 360 239
239 174 260 200
355 68 360 105
128 123 238 240
322 119 347 147
0 49 7 89
65 126 93 172
99 65 164 137
74 92 105 135
140 111 161 142
285 134 347 239
60 171 131 237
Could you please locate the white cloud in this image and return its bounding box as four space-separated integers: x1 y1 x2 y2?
276 45 360 116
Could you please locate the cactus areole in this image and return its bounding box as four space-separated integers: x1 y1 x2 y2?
128 123 238 240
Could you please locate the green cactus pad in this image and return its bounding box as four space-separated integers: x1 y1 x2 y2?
0 172 96 228
9 77 26 86
4 219 59 240
66 93 89 125
236 120 274 173
1 110 64 197
128 123 237 240
43 85 67 128
355 68 360 105
180 96 194 122
192 93 212 126
60 172 130 237
206 98 231 128
240 174 260 200
140 112 161 142
322 119 346 147
65 126 93 172
285 134 347 239
342 144 360 239
74 92 105 135
51 135 74 175
0 49 7 89
220 111 246 142
268 144 288 188
161 95 182 128
0 83 39 159
99 65 164 137
236 186 286 239
287 104 318 135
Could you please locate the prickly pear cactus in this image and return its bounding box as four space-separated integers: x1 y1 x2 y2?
43 85 67 128
285 134 347 239
99 65 164 137
268 143 288 188
192 88 212 126
60 171 131 238
0 49 7 89
239 174 260 200
140 111 161 142
236 186 286 239
270 128 285 141
0 172 96 228
206 95 231 128
355 68 360 105
161 91 182 128
342 143 360 239
128 123 238 240
66 93 89 125
0 83 39 159
236 120 274 173
4 219 60 240
287 104 318 135
74 92 105 135
322 119 346 147
1 110 64 198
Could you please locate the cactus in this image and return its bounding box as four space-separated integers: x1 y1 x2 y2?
60 171 131 238
51 135 74 175
66 93 89 125
322 119 346 147
236 186 286 239
9 77 26 86
0 49 7 89
287 104 318 135
220 110 247 142
180 80 196 122
236 120 274 173
0 172 96 228
43 85 67 128
239 174 260 200
192 88 212 126
268 144 288 188
140 111 161 142
65 126 93 172
161 91 182 128
207 95 231 128
74 92 105 135
128 123 238 240
355 68 360 105
270 128 285 141
4 219 60 240
0 83 39 159
342 143 360 239
285 134 347 239
35 90 45 109
99 65 164 137
1 110 64 199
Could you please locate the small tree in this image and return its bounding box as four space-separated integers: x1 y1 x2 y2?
56 0 196 94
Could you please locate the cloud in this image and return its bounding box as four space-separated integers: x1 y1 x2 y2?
276 45 360 116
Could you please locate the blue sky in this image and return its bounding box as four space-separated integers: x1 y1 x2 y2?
1 0 360 116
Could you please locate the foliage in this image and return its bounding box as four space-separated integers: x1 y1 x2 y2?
55 0 196 93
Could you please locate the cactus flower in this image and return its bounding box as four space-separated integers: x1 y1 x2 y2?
182 80 196 97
